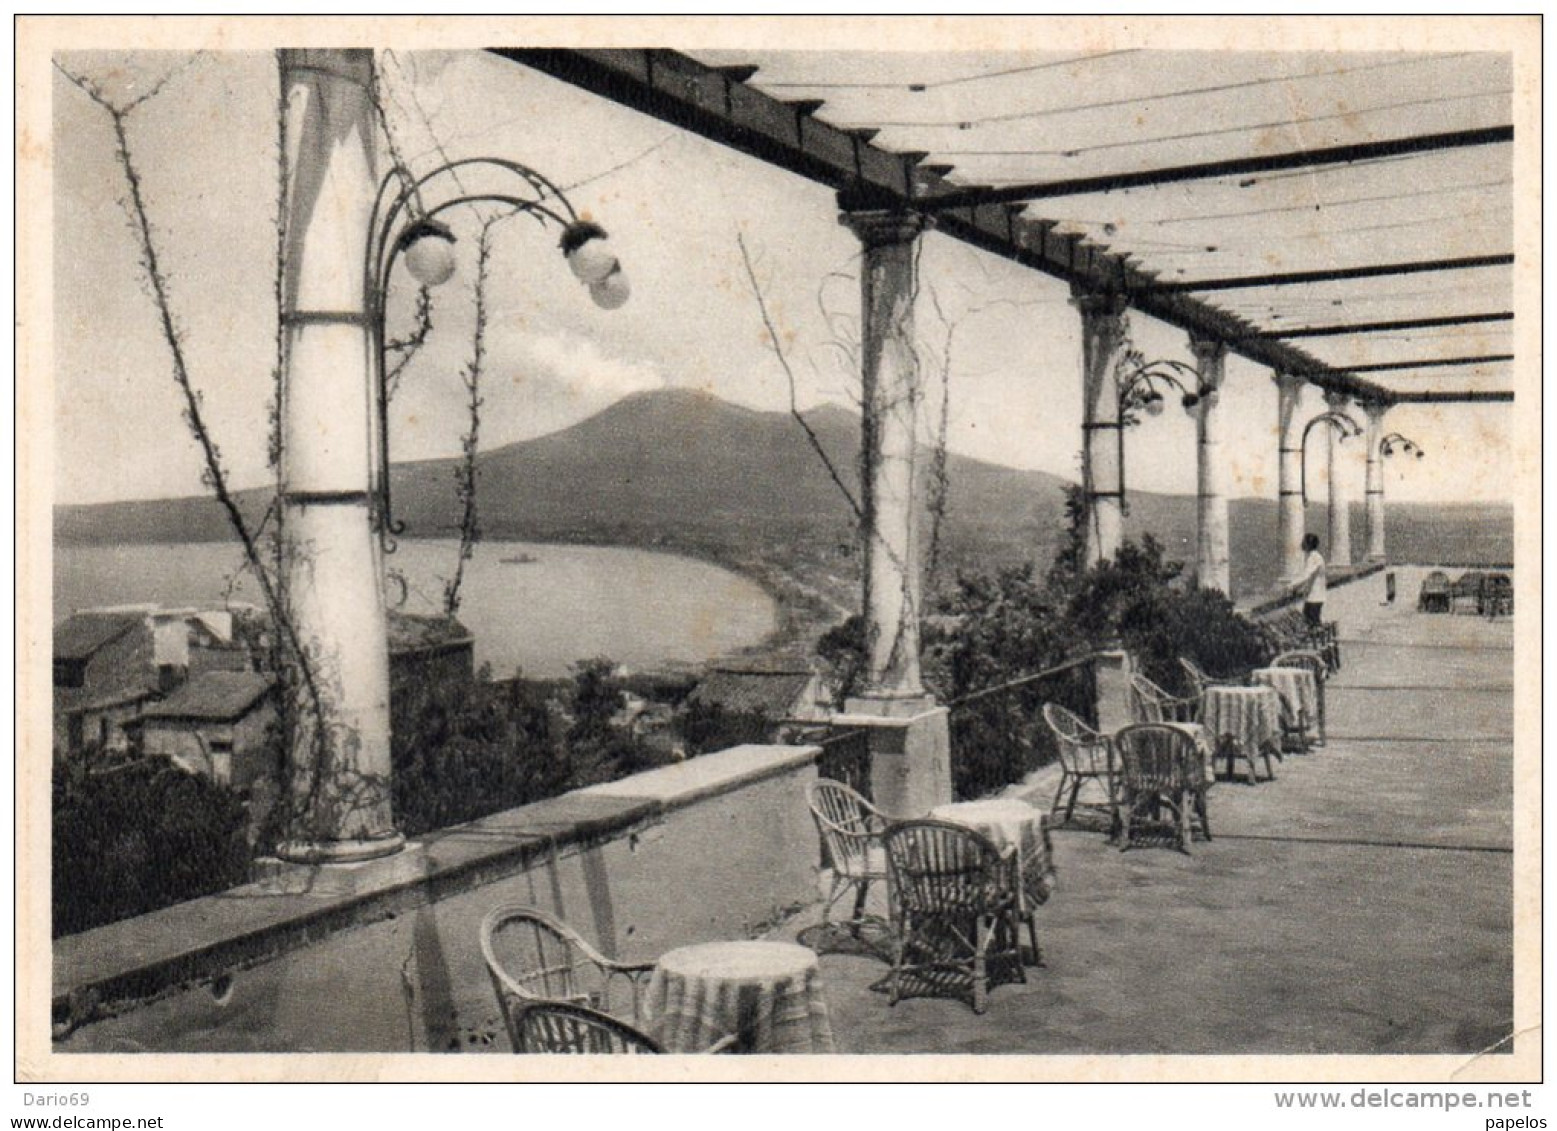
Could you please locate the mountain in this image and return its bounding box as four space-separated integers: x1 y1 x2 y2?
54 488 273 547
55 389 1512 599
388 388 1069 553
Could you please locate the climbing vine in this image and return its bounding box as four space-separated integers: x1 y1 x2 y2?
442 213 504 616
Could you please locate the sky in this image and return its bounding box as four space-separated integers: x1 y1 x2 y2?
52 48 1516 508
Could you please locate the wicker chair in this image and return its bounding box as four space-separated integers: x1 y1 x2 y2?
1129 672 1200 724
1041 702 1118 835
514 1001 666 1054
513 1001 736 1055
1272 649 1326 746
806 779 893 932
1450 571 1487 615
1179 656 1249 701
882 819 1032 1015
480 905 655 1051
1113 723 1212 855
1263 608 1342 673
1418 570 1452 613
1483 573 1513 618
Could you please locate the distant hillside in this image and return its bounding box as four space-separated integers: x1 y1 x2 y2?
55 388 1512 598
387 388 1077 565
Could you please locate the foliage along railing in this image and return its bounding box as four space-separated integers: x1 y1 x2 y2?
945 654 1098 802
796 725 873 802
53 754 252 938
785 724 872 875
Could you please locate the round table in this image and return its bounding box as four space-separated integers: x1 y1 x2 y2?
1251 666 1320 746
644 940 835 1054
927 798 1056 909
1156 721 1217 784
1200 685 1282 783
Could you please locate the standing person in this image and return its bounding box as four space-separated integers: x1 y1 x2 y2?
1297 533 1327 626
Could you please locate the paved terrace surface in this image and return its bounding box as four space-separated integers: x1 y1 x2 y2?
767 567 1515 1056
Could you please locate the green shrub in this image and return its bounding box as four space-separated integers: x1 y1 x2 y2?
1055 535 1271 693
810 515 1269 801
1125 584 1274 693
815 615 867 709
390 658 684 836
678 698 776 757
924 563 1096 800
924 563 1073 702
390 668 573 837
53 754 251 937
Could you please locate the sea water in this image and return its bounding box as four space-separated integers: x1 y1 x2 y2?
52 539 778 678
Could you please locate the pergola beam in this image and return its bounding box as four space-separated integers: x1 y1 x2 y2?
1251 312 1513 339
1346 353 1514 373
494 48 1495 404
921 126 1514 210
1388 390 1513 403
1147 254 1513 293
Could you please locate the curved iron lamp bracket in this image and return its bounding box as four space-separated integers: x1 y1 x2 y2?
1116 357 1204 419
364 158 586 553
1379 431 1425 460
1300 410 1365 504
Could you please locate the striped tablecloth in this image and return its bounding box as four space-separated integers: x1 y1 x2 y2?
645 941 835 1054
1201 685 1283 781
1158 721 1216 784
1251 667 1319 739
928 798 1056 908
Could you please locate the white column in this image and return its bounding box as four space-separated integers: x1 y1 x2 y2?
1324 390 1354 567
835 209 951 815
275 50 400 863
1274 371 1307 584
1190 336 1229 593
839 210 931 701
1072 288 1129 567
1363 402 1388 562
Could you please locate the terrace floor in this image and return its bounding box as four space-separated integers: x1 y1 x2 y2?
765 566 1516 1056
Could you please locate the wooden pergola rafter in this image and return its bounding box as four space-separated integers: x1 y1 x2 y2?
921 126 1514 210
493 47 1513 405
1250 312 1513 339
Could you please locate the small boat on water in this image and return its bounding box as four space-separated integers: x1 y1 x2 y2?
500 553 541 565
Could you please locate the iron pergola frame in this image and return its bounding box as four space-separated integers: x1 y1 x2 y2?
492 47 1514 406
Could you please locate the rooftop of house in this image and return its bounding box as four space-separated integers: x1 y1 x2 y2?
139 671 275 724
60 681 162 717
704 654 819 676
53 611 144 662
687 666 818 718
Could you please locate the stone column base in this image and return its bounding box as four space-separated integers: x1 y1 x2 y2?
1091 650 1135 735
834 698 952 815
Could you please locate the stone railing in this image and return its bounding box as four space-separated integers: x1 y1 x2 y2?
1245 561 1386 618
52 743 821 1054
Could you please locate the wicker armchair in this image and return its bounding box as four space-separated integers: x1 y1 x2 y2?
1483 573 1513 618
480 905 655 1051
806 779 893 932
1418 570 1452 613
1178 656 1249 707
1272 649 1326 746
1450 571 1487 615
1042 702 1118 836
514 1001 665 1054
513 1001 736 1055
1262 608 1342 673
882 819 1032 1014
1129 672 1200 724
1113 723 1212 855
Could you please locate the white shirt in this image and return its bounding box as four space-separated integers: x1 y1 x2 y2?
1302 550 1327 603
